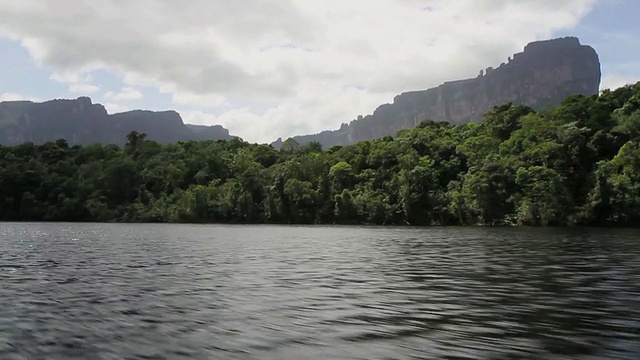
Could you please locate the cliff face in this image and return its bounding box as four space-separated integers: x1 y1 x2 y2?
279 37 601 148
0 97 231 146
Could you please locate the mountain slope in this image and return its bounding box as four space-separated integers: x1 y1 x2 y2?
0 97 232 146
275 37 601 148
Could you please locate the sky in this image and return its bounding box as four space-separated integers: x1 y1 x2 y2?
0 0 638 143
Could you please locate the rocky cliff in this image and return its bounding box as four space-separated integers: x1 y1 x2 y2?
277 37 601 148
0 97 232 146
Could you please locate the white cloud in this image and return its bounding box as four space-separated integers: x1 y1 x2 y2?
160 84 228 108
103 102 130 115
0 93 42 102
104 86 143 101
180 83 388 143
0 92 26 101
0 0 598 142
69 83 100 94
601 74 640 91
50 71 100 94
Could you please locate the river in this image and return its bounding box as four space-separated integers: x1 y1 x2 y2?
1 223 639 359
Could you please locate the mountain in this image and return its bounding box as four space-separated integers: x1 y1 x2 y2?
0 97 232 146
274 36 601 148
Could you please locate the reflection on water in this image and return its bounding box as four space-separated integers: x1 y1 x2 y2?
1 224 639 359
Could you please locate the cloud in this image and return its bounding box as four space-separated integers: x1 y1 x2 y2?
69 83 100 94
601 74 640 90
103 102 129 115
0 92 26 101
104 86 143 101
50 71 100 94
0 93 41 102
164 86 228 108
0 0 597 142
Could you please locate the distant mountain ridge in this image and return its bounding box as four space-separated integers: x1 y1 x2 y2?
273 36 601 148
0 97 232 146
1 37 601 148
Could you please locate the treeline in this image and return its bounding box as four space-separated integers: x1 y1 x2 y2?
2 82 640 226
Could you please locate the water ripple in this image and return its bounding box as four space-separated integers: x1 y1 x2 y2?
1 224 639 359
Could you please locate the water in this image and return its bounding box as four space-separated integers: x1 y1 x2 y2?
1 224 639 359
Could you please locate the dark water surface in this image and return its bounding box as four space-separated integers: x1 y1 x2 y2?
1 224 639 359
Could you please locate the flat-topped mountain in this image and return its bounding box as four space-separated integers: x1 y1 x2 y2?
0 37 601 148
275 37 601 148
0 97 232 146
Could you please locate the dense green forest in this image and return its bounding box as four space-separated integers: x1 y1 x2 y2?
2 82 640 226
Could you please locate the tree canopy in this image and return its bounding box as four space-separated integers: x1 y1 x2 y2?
2 82 640 226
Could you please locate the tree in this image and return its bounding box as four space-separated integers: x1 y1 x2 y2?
514 166 570 225
2 81 640 226
125 130 147 157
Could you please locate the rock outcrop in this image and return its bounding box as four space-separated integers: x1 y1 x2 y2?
277 37 601 148
0 97 232 146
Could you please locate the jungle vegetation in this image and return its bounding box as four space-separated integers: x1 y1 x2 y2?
1 82 639 226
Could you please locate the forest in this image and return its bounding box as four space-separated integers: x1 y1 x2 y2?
1 82 639 226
